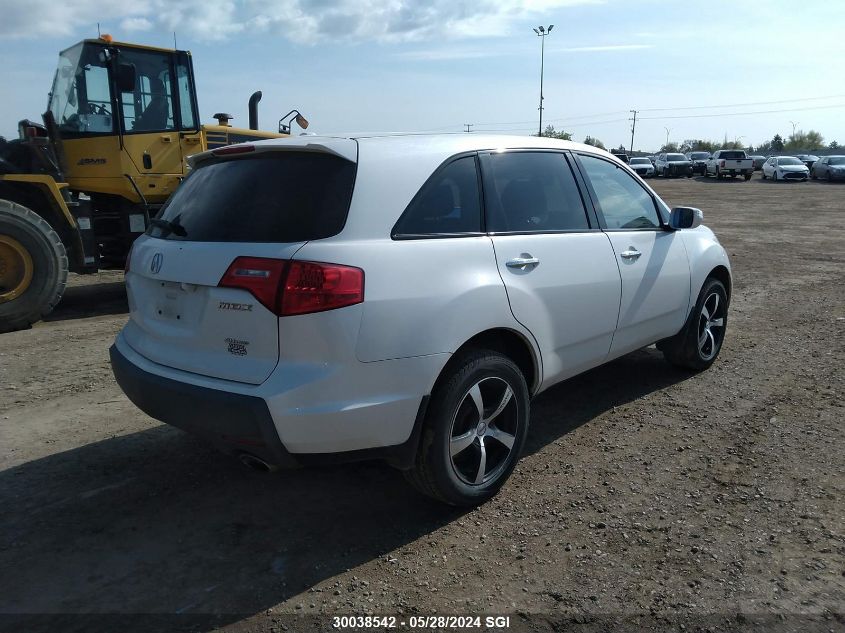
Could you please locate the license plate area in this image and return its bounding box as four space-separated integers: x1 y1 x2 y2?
153 280 198 322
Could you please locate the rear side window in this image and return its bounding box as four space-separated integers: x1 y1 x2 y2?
484 152 590 232
149 152 356 242
393 156 482 237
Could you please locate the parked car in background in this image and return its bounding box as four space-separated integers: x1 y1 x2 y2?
705 150 753 180
656 153 693 178
686 151 711 176
110 134 731 506
749 155 766 171
795 154 820 170
761 156 810 181
810 155 845 181
610 149 630 164
646 155 657 166
629 157 655 178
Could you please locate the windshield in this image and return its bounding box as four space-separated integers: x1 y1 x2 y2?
150 153 357 242
48 43 114 135
690 152 710 159
829 157 845 165
778 157 803 166
630 158 650 164
667 154 686 161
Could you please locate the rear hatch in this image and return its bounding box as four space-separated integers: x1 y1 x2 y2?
122 141 358 385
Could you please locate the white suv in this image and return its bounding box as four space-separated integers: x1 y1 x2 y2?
111 135 731 505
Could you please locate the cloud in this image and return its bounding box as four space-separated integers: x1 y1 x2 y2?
0 0 603 43
121 17 153 32
553 43 654 52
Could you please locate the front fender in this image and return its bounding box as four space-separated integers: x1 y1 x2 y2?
680 226 732 314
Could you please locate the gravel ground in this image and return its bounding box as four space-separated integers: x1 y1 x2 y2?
0 175 843 633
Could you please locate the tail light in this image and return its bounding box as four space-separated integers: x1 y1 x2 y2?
219 257 364 316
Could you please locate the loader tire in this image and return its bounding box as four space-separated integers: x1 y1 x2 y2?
0 199 68 333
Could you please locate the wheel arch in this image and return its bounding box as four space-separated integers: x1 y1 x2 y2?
0 180 84 270
437 328 541 397
708 264 732 301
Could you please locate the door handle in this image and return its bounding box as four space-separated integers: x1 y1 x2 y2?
620 248 641 260
506 256 540 268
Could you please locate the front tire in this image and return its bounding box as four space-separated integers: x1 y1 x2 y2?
0 200 68 333
658 277 728 371
405 350 530 506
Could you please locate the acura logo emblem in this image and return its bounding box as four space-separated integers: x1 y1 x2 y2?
150 253 163 274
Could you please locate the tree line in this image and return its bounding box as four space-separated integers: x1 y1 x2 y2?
540 125 841 154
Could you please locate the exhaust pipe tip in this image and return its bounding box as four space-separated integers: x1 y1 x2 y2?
239 452 277 473
248 91 262 131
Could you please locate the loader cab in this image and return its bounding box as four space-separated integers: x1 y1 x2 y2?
48 39 199 139
47 39 200 202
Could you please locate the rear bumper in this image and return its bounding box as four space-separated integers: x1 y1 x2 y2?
110 333 443 468
110 343 299 467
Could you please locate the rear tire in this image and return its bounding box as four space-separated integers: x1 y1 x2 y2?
0 200 68 333
658 277 728 371
404 350 530 506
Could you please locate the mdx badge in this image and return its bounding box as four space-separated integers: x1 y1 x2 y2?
218 301 254 312
150 253 163 274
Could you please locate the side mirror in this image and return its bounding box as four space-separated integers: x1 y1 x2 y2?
669 206 703 230
116 63 136 93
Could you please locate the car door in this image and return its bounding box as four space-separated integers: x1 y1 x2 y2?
815 157 827 178
573 152 691 359
481 150 621 387
763 157 775 178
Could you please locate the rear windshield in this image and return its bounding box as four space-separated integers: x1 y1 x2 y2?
690 152 710 159
148 152 356 242
719 151 746 159
630 158 650 164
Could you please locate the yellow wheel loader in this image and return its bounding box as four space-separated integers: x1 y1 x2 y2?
0 35 307 332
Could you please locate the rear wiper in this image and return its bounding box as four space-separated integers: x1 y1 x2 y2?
150 217 187 237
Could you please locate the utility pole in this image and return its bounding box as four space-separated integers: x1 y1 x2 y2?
789 120 799 136
533 25 554 136
464 124 473 133
664 127 671 148
629 110 638 153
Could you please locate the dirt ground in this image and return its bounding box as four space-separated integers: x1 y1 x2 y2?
0 175 843 633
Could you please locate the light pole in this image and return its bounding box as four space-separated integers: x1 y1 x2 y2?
664 127 671 148
533 24 553 136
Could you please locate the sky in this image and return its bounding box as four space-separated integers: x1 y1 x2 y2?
1 0 843 151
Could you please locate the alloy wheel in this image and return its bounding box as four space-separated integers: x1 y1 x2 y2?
449 377 519 486
698 292 725 361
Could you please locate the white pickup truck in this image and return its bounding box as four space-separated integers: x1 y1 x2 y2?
705 150 754 180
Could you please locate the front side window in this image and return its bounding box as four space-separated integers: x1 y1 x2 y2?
393 156 481 236
484 152 590 232
577 154 661 230
118 48 176 133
